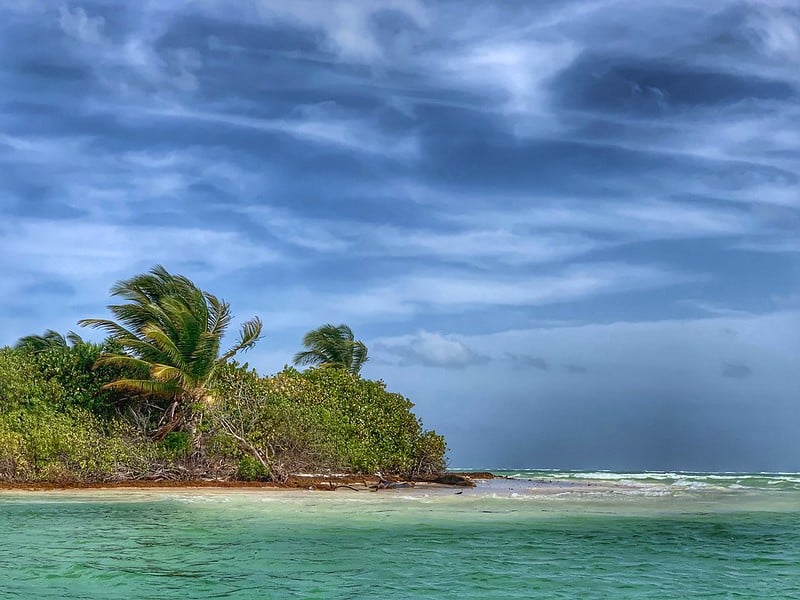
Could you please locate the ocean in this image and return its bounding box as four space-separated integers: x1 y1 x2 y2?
2 471 799 599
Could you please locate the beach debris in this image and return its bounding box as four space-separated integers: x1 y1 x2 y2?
369 473 417 491
430 474 476 487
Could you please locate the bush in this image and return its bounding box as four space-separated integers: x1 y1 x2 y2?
208 363 447 477
0 344 448 483
237 455 270 480
159 431 191 457
0 407 128 482
0 348 64 412
32 342 144 416
0 343 142 417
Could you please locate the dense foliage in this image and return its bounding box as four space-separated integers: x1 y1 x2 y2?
0 332 445 483
208 364 446 480
0 267 446 483
0 345 134 481
293 323 369 375
78 266 263 439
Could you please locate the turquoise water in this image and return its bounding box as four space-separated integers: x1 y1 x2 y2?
2 472 799 599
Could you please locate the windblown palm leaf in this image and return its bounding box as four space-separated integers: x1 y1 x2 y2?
293 323 369 376
15 329 85 353
78 265 263 402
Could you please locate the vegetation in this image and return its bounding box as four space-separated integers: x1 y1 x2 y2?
293 323 369 375
0 267 446 484
15 329 85 353
208 364 445 481
78 265 263 438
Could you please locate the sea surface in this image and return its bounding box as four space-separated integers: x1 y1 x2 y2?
2 471 799 599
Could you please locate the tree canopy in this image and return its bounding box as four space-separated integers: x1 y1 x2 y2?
78 265 263 402
15 330 85 353
293 323 369 376
0 268 446 483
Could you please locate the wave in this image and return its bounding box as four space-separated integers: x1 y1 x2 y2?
480 469 800 492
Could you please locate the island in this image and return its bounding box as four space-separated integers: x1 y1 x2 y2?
0 266 468 489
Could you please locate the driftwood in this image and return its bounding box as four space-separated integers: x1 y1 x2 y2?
369 474 417 491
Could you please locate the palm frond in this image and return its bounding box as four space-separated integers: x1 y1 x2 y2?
102 378 181 397
82 265 263 408
94 354 154 372
15 329 67 352
65 330 85 347
293 349 326 367
141 324 187 371
150 364 192 387
77 318 139 340
219 316 263 362
293 323 368 375
350 340 369 375
206 293 232 336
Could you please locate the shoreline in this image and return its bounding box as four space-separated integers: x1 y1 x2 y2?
0 471 496 492
4 472 798 501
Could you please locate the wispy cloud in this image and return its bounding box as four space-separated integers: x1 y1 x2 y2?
295 262 700 324
374 330 489 368
142 105 419 158
58 5 202 93
0 218 281 325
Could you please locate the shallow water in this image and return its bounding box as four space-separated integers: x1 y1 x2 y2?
2 473 799 599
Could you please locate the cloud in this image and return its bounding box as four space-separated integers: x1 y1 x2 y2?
2 0 800 469
677 300 755 318
377 263 696 309
371 310 800 469
56 5 202 93
735 238 800 253
59 6 105 45
505 353 548 371
374 228 605 266
237 206 609 266
438 37 579 118
374 331 489 368
722 362 753 379
0 217 282 336
453 197 765 240
143 105 419 158
746 4 800 64
249 0 429 62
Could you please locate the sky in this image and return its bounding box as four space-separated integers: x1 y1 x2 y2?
1 0 798 471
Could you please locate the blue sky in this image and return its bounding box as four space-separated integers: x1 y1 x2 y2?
1 1 798 470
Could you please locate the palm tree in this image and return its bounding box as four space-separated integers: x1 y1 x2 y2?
78 265 263 436
15 330 85 353
293 323 368 376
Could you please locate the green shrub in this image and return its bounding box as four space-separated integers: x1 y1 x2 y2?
0 407 128 482
208 363 447 477
159 431 191 457
0 344 448 482
32 342 144 416
0 348 64 411
0 343 142 416
237 455 270 480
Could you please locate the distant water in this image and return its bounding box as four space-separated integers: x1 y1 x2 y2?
2 471 799 599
